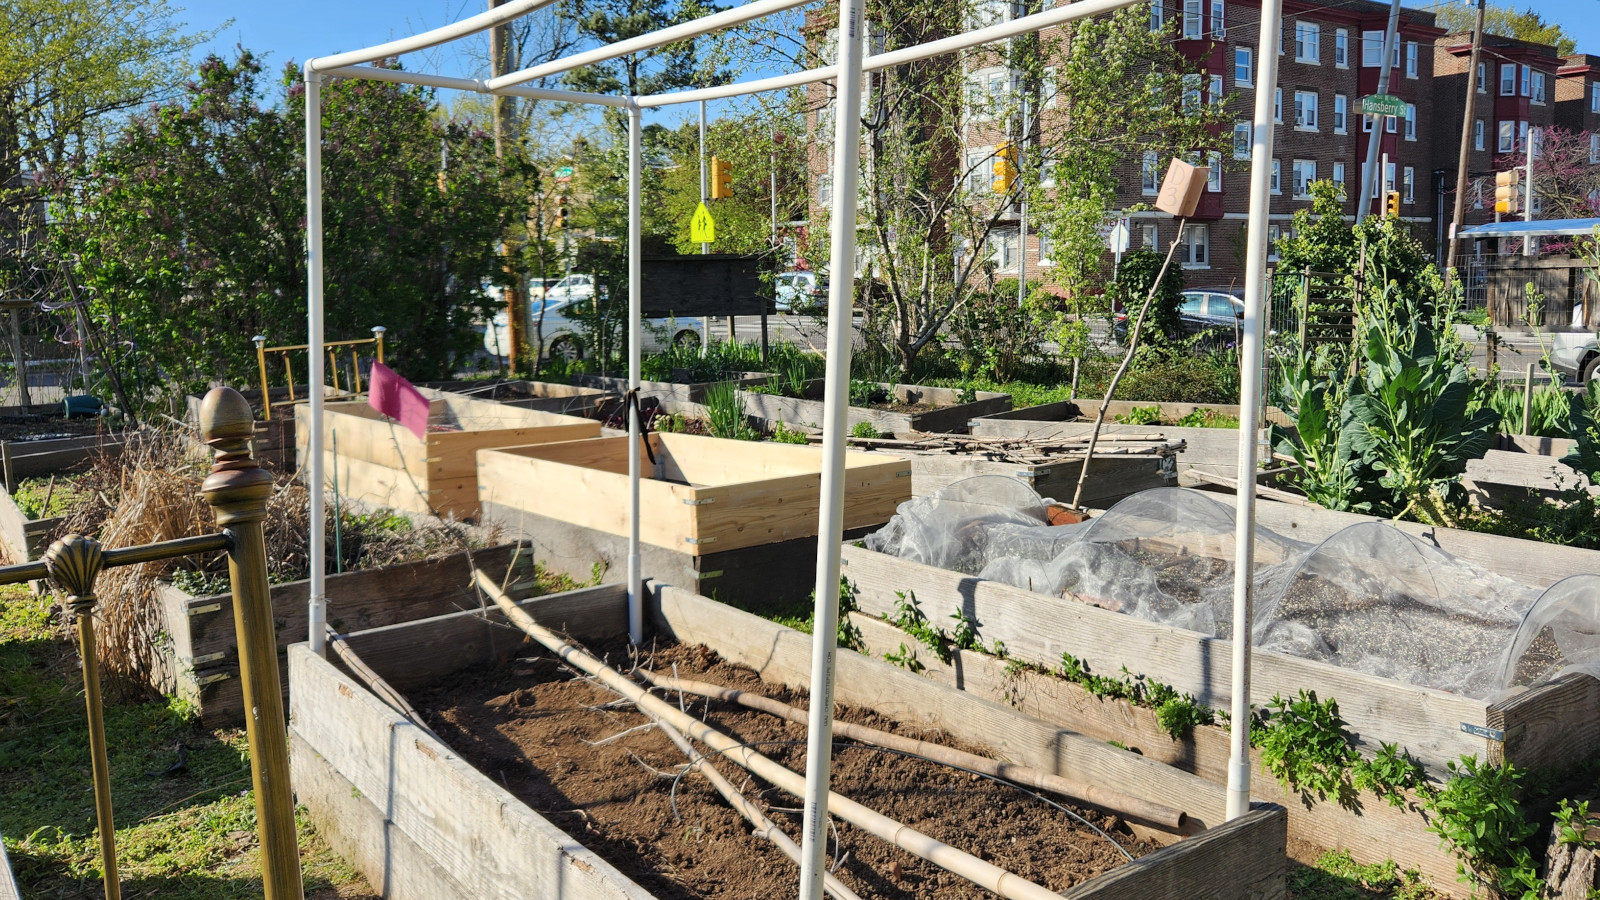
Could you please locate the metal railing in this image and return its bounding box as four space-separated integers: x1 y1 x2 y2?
253 326 385 419
0 387 304 900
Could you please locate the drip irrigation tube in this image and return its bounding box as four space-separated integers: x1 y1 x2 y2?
635 670 1187 832
471 570 1065 900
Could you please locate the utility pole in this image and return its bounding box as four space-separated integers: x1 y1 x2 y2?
1355 0 1402 225
1445 0 1487 284
490 0 527 371
1523 126 1537 256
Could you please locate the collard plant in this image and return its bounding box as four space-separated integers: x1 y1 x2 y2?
1272 362 1370 512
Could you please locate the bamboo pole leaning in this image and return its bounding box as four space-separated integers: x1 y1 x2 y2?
636 670 1187 831
471 570 1064 900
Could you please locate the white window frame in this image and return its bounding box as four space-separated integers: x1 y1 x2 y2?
967 0 1009 31
1233 121 1252 160
1402 166 1414 204
1532 71 1546 105
1292 159 1316 198
1404 103 1416 141
1477 62 1487 93
1295 22 1319 63
1270 158 1281 194
1385 114 1396 134
1178 223 1210 269
1361 30 1384 68
1404 41 1417 78
1149 0 1165 32
1210 0 1224 38
1274 88 1283 123
1474 120 1484 151
1383 161 1396 196
1235 46 1253 86
1042 65 1058 109
1140 223 1159 250
1500 63 1516 96
1141 151 1160 194
1267 224 1282 261
1591 133 1600 165
1207 150 1222 192
1520 65 1531 97
1294 90 1318 130
1037 230 1054 267
1593 83 1600 113
1333 94 1347 133
1332 162 1346 192
1519 120 1529 150
1498 120 1514 153
989 227 1019 271
817 173 833 207
1334 29 1348 67
1038 144 1057 187
965 147 995 194
1183 0 1202 38
1209 73 1223 105
1183 73 1202 109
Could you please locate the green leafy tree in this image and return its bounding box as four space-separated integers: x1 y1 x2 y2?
1433 3 1575 56
657 108 807 257
1107 248 1185 342
563 0 728 131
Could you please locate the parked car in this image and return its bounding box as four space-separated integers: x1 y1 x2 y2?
1551 335 1600 383
483 297 705 361
542 274 597 305
1114 288 1245 344
775 270 826 312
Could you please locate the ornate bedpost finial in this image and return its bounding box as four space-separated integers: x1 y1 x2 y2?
44 534 104 618
199 387 273 526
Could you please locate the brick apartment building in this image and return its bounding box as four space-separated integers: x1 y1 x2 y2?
802 0 1594 289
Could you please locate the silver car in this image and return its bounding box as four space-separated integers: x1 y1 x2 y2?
483 297 705 361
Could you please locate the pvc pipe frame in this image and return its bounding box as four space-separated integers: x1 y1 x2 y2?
1228 0 1285 821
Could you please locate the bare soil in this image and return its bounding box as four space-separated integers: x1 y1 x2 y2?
0 416 117 441
412 641 1152 900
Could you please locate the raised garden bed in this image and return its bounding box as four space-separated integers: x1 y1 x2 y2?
0 828 16 900
1458 433 1592 508
741 382 1011 436
574 370 772 405
154 544 531 722
477 432 909 556
288 581 1287 900
0 429 126 482
418 379 612 416
0 477 66 566
296 388 599 519
970 401 1291 483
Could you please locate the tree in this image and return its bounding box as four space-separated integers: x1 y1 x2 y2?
563 0 729 131
60 53 521 397
1499 127 1600 222
1433 4 1575 56
657 107 808 257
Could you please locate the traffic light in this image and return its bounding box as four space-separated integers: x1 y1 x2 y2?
1385 190 1401 218
992 141 1019 193
710 156 733 199
554 194 569 229
1495 169 1522 215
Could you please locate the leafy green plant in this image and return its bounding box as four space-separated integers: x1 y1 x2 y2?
1113 404 1161 425
770 420 810 444
1250 690 1359 806
883 643 924 672
891 590 951 663
1289 850 1433 900
1423 756 1540 899
1555 798 1599 847
703 381 758 441
849 420 883 439
948 609 981 651
1056 653 1213 739
849 379 889 406
1173 408 1238 429
1351 742 1426 809
1482 377 1571 438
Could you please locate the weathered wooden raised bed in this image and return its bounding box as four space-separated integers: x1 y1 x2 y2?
0 486 57 566
418 379 612 416
154 544 530 723
296 389 599 519
289 580 1287 900
741 382 1011 435
1458 433 1593 508
970 400 1292 483
574 370 771 404
0 828 18 900
0 430 126 481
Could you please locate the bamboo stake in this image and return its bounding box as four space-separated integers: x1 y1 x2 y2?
472 570 1064 900
1071 221 1187 509
637 670 1186 830
1522 362 1535 436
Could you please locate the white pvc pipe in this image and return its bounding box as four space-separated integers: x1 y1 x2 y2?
627 105 643 645
305 65 328 658
309 0 555 72
634 0 1141 109
318 64 634 107
1228 0 1284 821
487 0 813 90
799 0 866 897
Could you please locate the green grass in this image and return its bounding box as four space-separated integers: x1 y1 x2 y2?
0 586 374 898
1287 850 1441 900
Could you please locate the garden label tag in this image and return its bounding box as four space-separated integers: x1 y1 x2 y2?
691 203 716 243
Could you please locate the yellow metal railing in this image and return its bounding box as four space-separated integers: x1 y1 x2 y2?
252 326 385 419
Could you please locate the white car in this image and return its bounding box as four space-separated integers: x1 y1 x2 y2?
542 274 596 305
483 297 705 361
775 270 825 312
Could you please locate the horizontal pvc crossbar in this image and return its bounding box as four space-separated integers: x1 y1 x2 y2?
486 0 815 90
308 0 556 73
319 65 635 107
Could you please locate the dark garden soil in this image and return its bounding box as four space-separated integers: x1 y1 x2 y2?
412 641 1152 900
0 416 118 441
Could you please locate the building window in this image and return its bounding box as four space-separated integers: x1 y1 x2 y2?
1384 161 1396 196
1474 120 1484 151
1519 120 1529 151
1233 121 1252 160
1402 166 1414 203
1332 162 1346 192
1500 63 1515 96
1498 120 1514 153
1141 151 1160 194
1361 30 1385 68
1183 73 1201 109
1532 71 1546 104
1270 158 1281 194
1037 231 1054 266
1207 150 1222 192
967 0 1009 30
1363 111 1373 133
1150 0 1164 32
1038 145 1057 186
1274 88 1283 123
966 148 994 193
1591 133 1600 164
989 228 1019 270
1042 66 1058 108
1404 41 1417 78
1236 46 1253 86
1334 29 1348 67
1209 74 1223 105
1267 224 1282 261
1140 223 1159 250
1179 224 1210 268
964 67 1012 120
1593 83 1600 112
1210 0 1224 38
1294 90 1318 130
1292 159 1316 198
1520 65 1531 97
1385 114 1397 134
1183 0 1202 38
1295 22 1320 63
1477 62 1487 93
817 173 833 207
1333 94 1347 133
1404 103 1416 141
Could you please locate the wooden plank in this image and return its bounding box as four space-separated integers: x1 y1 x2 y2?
0 489 56 563
574 373 772 404
1488 673 1600 773
973 401 1292 430
1 432 127 480
905 452 1168 505
838 544 1491 770
739 385 1011 436
289 645 657 900
478 444 690 550
1064 806 1285 900
649 582 1234 831
0 827 19 900
291 732 475 900
849 614 1469 895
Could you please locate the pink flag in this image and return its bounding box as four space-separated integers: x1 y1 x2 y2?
368 362 431 441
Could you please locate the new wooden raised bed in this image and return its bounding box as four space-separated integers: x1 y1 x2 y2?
296 389 599 519
970 401 1292 483
418 379 612 416
574 370 772 404
154 544 531 722
288 581 1287 900
741 382 1011 436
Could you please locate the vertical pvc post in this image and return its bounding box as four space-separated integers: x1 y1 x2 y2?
1523 127 1536 257
699 100 711 354
1228 0 1283 822
797 0 865 896
627 104 644 645
304 65 328 658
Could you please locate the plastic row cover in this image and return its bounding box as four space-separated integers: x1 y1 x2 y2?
866 478 1593 700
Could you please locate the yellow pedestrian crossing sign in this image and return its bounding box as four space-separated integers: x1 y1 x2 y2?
690 202 716 243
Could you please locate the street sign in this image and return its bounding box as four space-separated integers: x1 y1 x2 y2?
690 203 716 243
554 165 574 182
1355 94 1406 118
1107 220 1130 254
